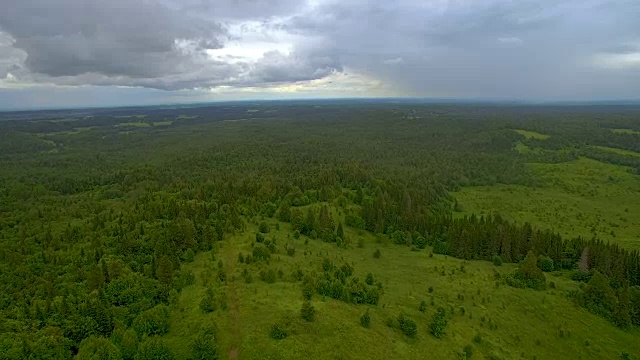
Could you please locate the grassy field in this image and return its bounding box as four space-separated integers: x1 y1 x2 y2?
114 121 151 127
454 157 640 250
513 129 550 140
594 145 640 158
159 218 640 359
612 128 640 135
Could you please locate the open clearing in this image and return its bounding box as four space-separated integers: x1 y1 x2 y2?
455 157 640 250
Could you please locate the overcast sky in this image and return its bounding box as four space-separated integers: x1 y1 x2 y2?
1 0 639 109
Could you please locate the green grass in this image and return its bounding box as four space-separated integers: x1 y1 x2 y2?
115 122 151 127
612 128 640 135
513 129 550 140
454 157 640 250
115 115 147 119
594 145 640 158
153 121 173 126
176 115 198 120
160 216 640 359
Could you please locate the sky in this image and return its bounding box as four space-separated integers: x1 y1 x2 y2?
0 0 639 110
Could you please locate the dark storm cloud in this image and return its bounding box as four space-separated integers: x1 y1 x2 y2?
286 0 640 99
0 0 336 90
0 0 224 79
1 0 640 100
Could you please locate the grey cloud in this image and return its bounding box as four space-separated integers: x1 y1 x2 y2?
0 0 225 80
249 50 341 83
285 0 640 99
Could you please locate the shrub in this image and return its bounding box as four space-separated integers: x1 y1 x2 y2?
492 255 503 267
373 249 381 259
537 255 554 272
462 344 473 359
190 330 218 360
259 222 270 233
397 313 417 337
182 249 195 263
252 244 271 262
269 324 287 340
259 268 276 283
506 251 546 290
419 300 427 313
301 301 316 322
430 307 448 339
360 312 371 328
200 288 217 313
365 273 374 285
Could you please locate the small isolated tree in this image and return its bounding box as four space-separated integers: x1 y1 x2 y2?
269 324 287 340
259 222 270 234
190 329 218 360
419 300 427 313
507 251 546 290
365 273 374 286
360 311 371 328
397 313 417 337
301 301 316 322
582 270 617 319
337 222 345 241
492 255 503 267
200 288 217 313
430 307 448 339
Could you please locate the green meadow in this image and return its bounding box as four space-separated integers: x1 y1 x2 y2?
161 219 640 359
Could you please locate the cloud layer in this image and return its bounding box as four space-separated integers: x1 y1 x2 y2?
1 0 640 108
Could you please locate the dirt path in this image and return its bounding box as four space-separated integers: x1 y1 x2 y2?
222 242 242 360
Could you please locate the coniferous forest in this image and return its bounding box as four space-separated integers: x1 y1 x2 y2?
1 101 640 359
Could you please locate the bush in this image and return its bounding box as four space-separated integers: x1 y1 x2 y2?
397 313 417 337
252 244 271 262
132 305 170 337
365 273 374 285
373 249 381 259
259 222 270 233
462 344 473 359
301 301 316 322
492 255 503 267
200 288 217 313
269 324 287 340
182 249 195 263
419 300 427 313
259 268 276 283
506 251 546 291
190 330 218 360
135 338 174 360
537 255 554 272
360 312 371 328
430 307 448 339
286 246 296 256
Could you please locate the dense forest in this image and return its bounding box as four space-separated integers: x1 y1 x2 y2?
1 102 640 359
